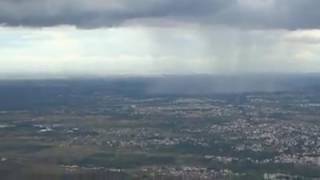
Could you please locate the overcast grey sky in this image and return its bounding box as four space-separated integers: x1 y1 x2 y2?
0 0 320 77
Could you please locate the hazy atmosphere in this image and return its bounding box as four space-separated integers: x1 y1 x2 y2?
1 0 320 77
3 1 320 180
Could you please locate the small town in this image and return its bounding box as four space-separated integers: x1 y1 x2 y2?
1 88 320 179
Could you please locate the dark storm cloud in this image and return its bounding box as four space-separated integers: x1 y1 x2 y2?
0 0 319 29
0 0 230 28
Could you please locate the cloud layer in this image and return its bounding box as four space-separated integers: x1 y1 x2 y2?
0 0 320 29
0 0 320 77
1 26 320 77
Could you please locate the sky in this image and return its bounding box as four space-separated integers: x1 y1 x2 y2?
0 0 320 77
